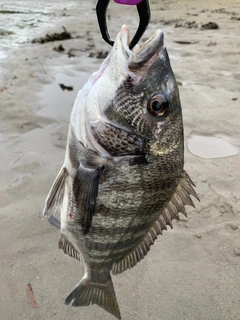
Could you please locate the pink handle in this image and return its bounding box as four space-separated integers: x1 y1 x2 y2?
113 0 143 5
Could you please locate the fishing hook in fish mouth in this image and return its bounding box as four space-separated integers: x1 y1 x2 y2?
96 0 151 49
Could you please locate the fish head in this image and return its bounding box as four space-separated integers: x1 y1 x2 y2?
73 25 183 158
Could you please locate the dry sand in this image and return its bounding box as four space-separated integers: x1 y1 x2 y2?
0 0 240 319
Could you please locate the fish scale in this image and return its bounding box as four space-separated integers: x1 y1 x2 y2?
43 25 199 320
92 122 146 156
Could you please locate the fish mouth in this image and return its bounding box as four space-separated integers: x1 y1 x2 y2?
115 25 164 82
121 25 163 62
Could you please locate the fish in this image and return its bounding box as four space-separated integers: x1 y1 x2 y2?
43 25 199 320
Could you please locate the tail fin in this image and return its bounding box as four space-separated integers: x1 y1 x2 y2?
65 276 121 320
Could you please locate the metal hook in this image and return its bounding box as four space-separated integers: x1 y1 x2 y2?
96 0 151 49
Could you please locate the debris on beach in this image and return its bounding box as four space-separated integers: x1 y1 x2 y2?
53 44 65 52
0 29 15 36
162 19 220 31
88 50 109 59
201 22 219 29
26 283 39 308
59 83 73 91
67 48 85 58
173 40 199 45
231 16 240 21
207 41 217 46
0 86 8 93
32 26 71 43
175 20 198 28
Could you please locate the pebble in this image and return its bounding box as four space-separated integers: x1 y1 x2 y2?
194 233 202 239
227 223 238 230
234 248 240 256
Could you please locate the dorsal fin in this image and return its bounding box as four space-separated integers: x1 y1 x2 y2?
112 170 199 275
42 167 67 217
58 234 81 261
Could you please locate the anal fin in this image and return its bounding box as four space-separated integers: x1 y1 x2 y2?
58 234 81 261
112 170 199 275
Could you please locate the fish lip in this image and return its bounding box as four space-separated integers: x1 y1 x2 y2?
119 25 164 66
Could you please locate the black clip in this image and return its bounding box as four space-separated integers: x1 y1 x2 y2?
96 0 151 50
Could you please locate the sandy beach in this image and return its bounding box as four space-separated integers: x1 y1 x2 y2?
1 0 240 319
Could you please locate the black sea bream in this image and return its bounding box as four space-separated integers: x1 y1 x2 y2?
43 25 199 319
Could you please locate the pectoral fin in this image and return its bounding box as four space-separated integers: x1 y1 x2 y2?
73 165 104 234
112 170 199 275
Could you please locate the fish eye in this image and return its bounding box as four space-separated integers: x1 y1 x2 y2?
147 95 169 117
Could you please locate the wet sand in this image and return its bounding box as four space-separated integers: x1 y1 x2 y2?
1 1 240 319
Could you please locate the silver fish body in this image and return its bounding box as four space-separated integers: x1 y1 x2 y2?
43 25 199 320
